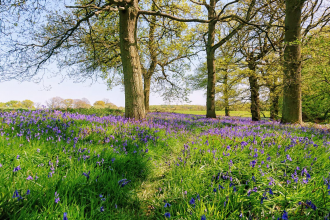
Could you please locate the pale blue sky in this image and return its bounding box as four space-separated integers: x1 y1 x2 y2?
0 76 206 107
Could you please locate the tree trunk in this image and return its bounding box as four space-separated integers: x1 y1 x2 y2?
206 1 217 118
281 0 304 124
269 86 279 120
206 48 216 118
143 2 158 113
144 75 151 113
248 63 261 121
224 72 230 116
119 2 145 119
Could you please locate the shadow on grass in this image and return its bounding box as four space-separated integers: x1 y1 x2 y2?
0 145 152 220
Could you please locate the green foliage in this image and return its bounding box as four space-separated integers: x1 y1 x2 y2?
5 100 22 108
302 28 330 122
93 101 106 108
189 46 247 114
21 99 34 108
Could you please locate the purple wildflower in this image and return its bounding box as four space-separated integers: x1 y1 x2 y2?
55 192 60 203
268 177 275 186
13 189 19 198
268 188 274 195
13 165 21 172
164 212 171 218
118 179 131 187
250 160 257 168
63 212 68 220
224 197 228 207
306 200 317 210
189 197 195 205
286 155 292 161
282 210 288 220
83 171 90 180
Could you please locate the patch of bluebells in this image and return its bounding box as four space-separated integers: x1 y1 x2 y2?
55 192 60 204
13 189 23 201
0 110 330 219
118 178 131 187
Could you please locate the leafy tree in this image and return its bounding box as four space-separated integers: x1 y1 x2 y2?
46 97 64 109
103 99 117 109
259 53 283 120
281 0 330 124
94 100 106 108
0 0 210 119
196 0 261 118
301 28 330 122
237 8 284 121
5 100 21 108
63 99 74 109
190 41 246 116
77 1 199 112
73 99 91 109
21 99 34 108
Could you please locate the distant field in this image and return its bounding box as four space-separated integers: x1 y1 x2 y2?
170 110 270 117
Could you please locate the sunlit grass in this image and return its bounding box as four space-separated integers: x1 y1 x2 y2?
171 110 271 118
0 109 329 219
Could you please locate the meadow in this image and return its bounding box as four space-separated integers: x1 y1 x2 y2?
0 109 330 220
171 111 270 118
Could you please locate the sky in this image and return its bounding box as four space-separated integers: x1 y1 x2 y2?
0 75 206 107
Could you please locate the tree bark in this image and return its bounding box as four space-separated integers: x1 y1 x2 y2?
119 2 145 119
206 0 217 118
269 86 279 120
206 48 216 118
223 72 230 116
143 5 157 113
248 63 261 121
281 0 304 124
144 75 151 113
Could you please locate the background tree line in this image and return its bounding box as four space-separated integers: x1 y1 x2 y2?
0 97 120 110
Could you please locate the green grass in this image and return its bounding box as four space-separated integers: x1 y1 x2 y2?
0 109 329 219
171 110 271 117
